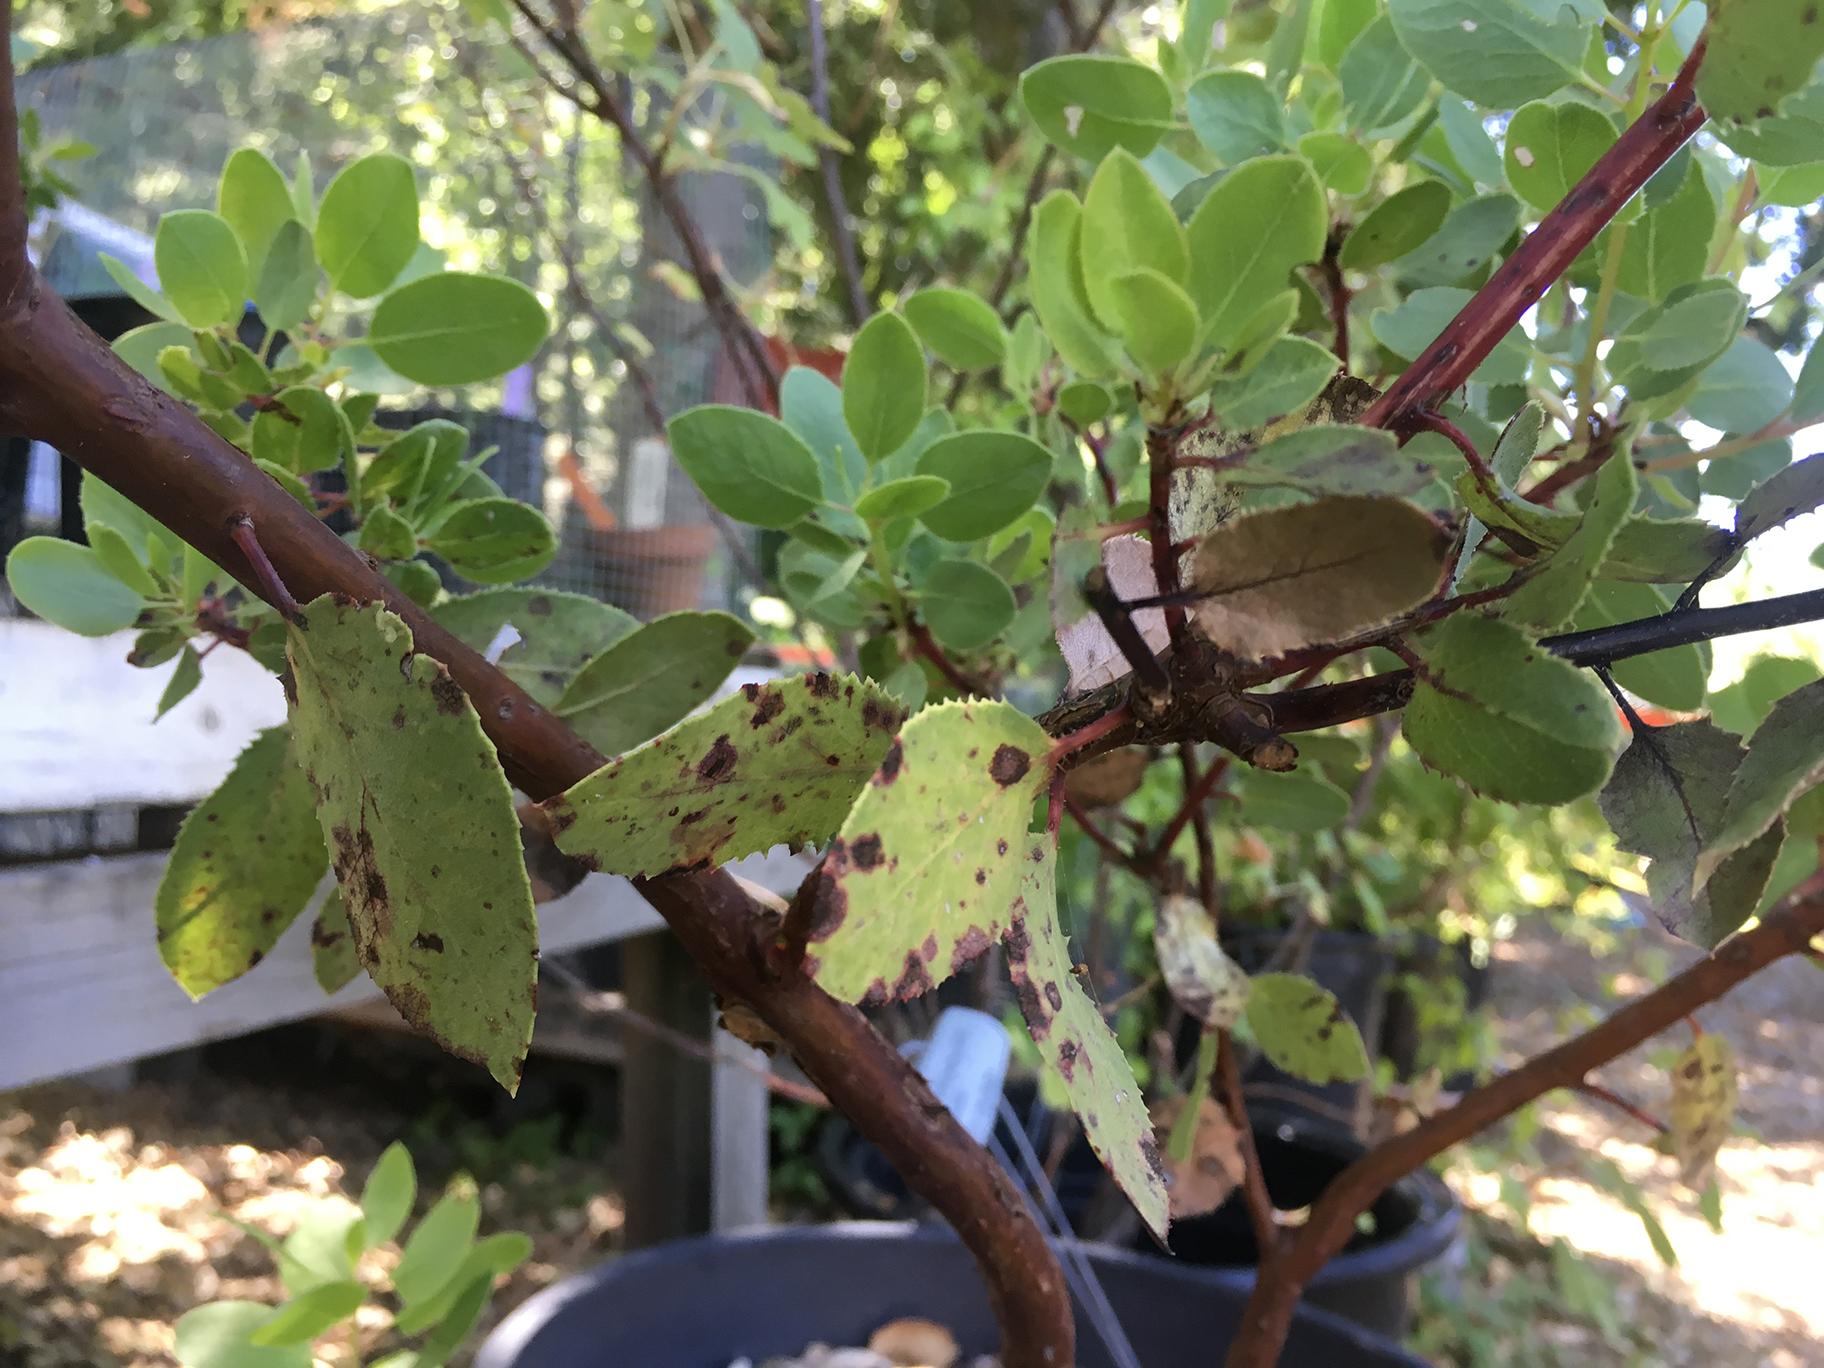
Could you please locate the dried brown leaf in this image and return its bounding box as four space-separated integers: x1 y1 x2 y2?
1150 1095 1246 1219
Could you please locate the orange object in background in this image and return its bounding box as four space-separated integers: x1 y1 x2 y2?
558 450 617 532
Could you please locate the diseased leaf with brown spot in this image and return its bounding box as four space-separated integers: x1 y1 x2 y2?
1154 894 1249 1028
155 727 327 998
1245 972 1369 1085
1598 720 1786 948
805 700 1051 1005
543 673 905 878
286 595 538 1094
1003 846 1169 1238
1187 496 1449 660
310 888 361 994
1150 1095 1245 1219
1669 1033 1736 1189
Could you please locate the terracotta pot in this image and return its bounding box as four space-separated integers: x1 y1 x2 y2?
585 523 719 619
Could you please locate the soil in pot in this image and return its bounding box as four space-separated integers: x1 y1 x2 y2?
473 1223 1430 1368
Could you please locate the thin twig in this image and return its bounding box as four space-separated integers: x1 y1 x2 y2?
807 0 870 325
1219 1031 1282 1260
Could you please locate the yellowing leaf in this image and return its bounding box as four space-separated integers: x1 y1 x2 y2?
1187 496 1449 659
805 701 1051 1004
286 596 538 1093
1150 1095 1245 1219
544 673 905 879
1669 1034 1736 1188
1154 894 1249 1028
1004 848 1169 1237
1246 972 1369 1085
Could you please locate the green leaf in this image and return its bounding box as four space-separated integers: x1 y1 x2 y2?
1403 613 1621 803
316 152 419 298
156 728 327 998
173 1302 310 1368
1339 15 1430 132
1762 160 1824 206
1339 181 1453 271
250 386 353 476
1298 131 1373 195
1057 380 1114 426
1019 54 1175 161
360 1142 417 1249
218 147 296 276
285 596 538 1093
357 507 416 562
1179 0 1232 70
1503 99 1616 212
1394 193 1520 287
1206 336 1339 430
1668 1034 1737 1187
246 1281 365 1347
1686 334 1796 434
1792 336 1824 422
393 1187 479 1307
843 311 927 461
366 273 549 386
1233 769 1352 831
780 365 867 498
1004 848 1169 1239
156 646 205 721
99 251 182 322
918 559 1017 651
255 219 318 332
668 404 823 528
1438 95 1505 188
1153 893 1249 1027
155 209 248 328
554 610 755 757
5 536 145 636
1616 161 1714 301
1108 268 1200 375
392 1232 531 1336
1187 70 1288 162
1712 81 1824 165
1696 678 1824 885
546 672 904 878
1187 496 1450 659
434 587 637 707
1599 719 1785 947
805 700 1051 1003
1246 972 1369 1084
1373 286 1529 385
856 474 952 524
902 288 1007 370
310 889 360 994
914 430 1053 541
1697 0 1824 124
423 498 556 585
1224 424 1440 498
1388 0 1589 107
1709 655 1819 736
87 524 159 598
1736 452 1824 542
1575 582 1711 712
1185 155 1327 354
276 1205 360 1293
1025 191 1122 378
1080 149 1190 331
1607 279 1746 389
1503 450 1636 630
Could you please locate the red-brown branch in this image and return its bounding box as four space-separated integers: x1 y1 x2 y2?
1359 41 1707 431
0 10 25 313
1218 1030 1281 1261
1225 871 1824 1367
907 618 991 697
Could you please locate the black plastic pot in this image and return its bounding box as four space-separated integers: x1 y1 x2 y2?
1380 934 1492 1093
473 1223 1430 1368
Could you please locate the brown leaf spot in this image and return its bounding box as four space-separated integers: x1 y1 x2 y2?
989 744 1031 787
851 833 885 869
875 740 903 785
1045 981 1064 1012
696 735 739 785
412 932 446 953
390 706 407 730
429 671 465 715
950 926 991 974
749 687 786 729
921 934 938 962
526 594 553 616
807 672 837 698
1058 1039 1079 1081
891 950 935 999
862 696 903 733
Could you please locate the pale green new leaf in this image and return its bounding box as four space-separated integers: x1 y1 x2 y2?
1109 268 1199 376
315 151 419 298
1026 191 1122 378
545 673 905 878
1246 972 1369 1084
1503 449 1636 630
173 1302 310 1368
1697 678 1824 885
1205 336 1339 430
155 210 248 328
805 701 1051 1004
1081 149 1190 330
156 728 327 998
843 311 927 460
1403 613 1621 803
367 273 549 386
1019 54 1175 161
1503 100 1616 212
1004 847 1168 1238
285 596 538 1093
255 219 318 332
1185 156 1326 355
902 287 1007 370
360 1142 417 1249
218 147 296 275
246 1281 365 1347
393 1187 479 1306
554 610 755 757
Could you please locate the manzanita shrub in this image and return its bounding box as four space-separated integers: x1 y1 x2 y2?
10 0 1824 1363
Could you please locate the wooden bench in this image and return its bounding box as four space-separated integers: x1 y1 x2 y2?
0 617 790 1236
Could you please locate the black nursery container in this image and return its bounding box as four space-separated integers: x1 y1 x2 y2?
473 1223 1430 1368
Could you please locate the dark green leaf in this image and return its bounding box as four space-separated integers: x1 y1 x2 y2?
855 475 952 524
434 587 638 707
918 558 1017 651
423 498 556 585
1503 450 1636 630
1687 335 1796 435
1697 678 1824 884
668 404 824 528
1187 69 1288 162
915 430 1053 541
1735 452 1824 542
843 311 927 460
1225 424 1439 498
1246 972 1369 1083
554 610 755 756
1339 181 1452 271
255 219 318 332
1576 582 1710 712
